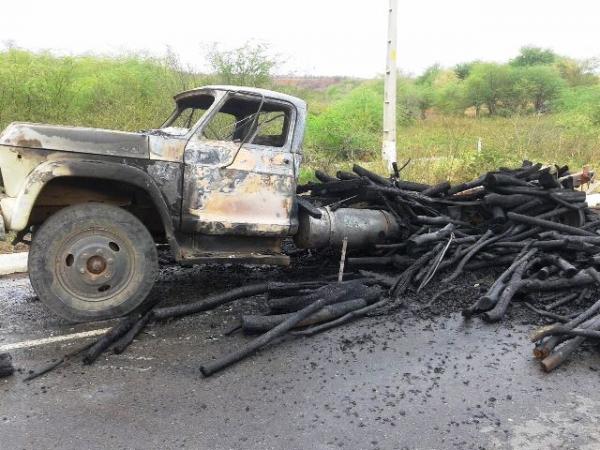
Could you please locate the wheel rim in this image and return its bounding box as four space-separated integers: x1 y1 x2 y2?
55 229 135 302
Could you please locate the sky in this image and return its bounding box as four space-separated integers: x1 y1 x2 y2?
1 0 599 78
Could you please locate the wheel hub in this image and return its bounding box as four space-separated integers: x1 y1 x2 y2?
86 255 107 275
56 230 134 302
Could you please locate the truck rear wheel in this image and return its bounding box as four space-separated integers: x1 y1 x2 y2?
28 203 158 322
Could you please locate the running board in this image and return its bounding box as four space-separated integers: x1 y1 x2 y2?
180 251 290 266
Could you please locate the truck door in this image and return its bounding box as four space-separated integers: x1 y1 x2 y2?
181 92 297 237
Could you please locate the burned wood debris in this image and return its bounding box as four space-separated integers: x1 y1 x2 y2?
297 161 600 372
25 160 600 380
0 353 15 378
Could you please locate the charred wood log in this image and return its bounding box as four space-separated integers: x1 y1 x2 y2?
422 181 451 197
292 297 391 337
268 294 316 314
268 283 376 314
447 175 485 196
481 253 533 322
310 178 368 196
484 173 533 188
521 302 571 322
544 292 580 311
315 170 339 183
519 270 597 292
463 248 536 317
347 256 394 267
407 223 455 249
296 196 323 218
154 283 270 320
356 270 397 288
352 164 392 187
154 282 324 321
113 311 154 354
199 281 367 376
515 162 543 179
413 215 471 227
0 353 15 379
483 193 536 209
83 316 138 365
336 170 360 180
242 297 374 333
537 170 562 189
532 299 600 344
394 180 430 192
443 230 497 283
506 212 597 237
512 198 546 214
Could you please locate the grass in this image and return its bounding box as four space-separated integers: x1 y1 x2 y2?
302 115 600 185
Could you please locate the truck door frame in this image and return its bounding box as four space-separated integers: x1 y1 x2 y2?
180 89 299 237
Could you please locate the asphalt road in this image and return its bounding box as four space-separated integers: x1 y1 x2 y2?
1 264 600 450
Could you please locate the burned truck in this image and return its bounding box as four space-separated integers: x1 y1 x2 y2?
0 86 398 322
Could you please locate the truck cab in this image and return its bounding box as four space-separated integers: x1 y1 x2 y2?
0 86 307 321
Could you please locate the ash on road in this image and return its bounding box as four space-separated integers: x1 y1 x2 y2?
1 261 600 450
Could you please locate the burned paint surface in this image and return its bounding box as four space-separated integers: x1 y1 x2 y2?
148 134 187 162
0 145 182 232
146 161 182 211
182 139 297 237
0 123 149 158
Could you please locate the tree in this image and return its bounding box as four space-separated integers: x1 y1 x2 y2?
416 64 441 86
516 65 565 112
464 63 512 116
511 46 556 67
206 42 278 87
435 79 468 115
555 57 599 87
454 62 473 80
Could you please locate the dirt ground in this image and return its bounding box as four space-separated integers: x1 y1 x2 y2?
1 256 600 449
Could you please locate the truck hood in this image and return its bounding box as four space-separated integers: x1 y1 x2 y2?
0 122 149 158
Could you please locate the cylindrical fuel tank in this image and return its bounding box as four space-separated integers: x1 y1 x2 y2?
294 207 400 249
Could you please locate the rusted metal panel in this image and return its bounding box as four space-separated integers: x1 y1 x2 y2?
146 161 182 212
0 123 149 158
0 148 182 234
182 164 295 236
148 134 187 162
182 140 296 236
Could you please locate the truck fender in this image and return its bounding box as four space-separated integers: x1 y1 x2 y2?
4 159 181 258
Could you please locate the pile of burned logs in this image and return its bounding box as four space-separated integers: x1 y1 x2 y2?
24 160 600 381
297 161 600 372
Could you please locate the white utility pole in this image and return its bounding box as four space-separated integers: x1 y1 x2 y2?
382 0 398 174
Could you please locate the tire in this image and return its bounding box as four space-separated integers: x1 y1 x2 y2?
28 202 158 322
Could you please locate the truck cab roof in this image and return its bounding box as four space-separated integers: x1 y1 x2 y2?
174 85 307 113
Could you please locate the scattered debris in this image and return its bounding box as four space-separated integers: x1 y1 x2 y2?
24 160 600 379
0 352 15 378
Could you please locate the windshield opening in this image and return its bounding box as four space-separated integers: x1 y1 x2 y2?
198 94 291 147
161 93 215 136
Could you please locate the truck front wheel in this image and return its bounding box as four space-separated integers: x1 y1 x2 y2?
28 203 158 322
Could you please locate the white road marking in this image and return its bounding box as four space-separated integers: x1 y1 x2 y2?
0 328 111 352
0 252 28 275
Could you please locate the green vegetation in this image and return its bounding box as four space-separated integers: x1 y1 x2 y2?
0 44 598 184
